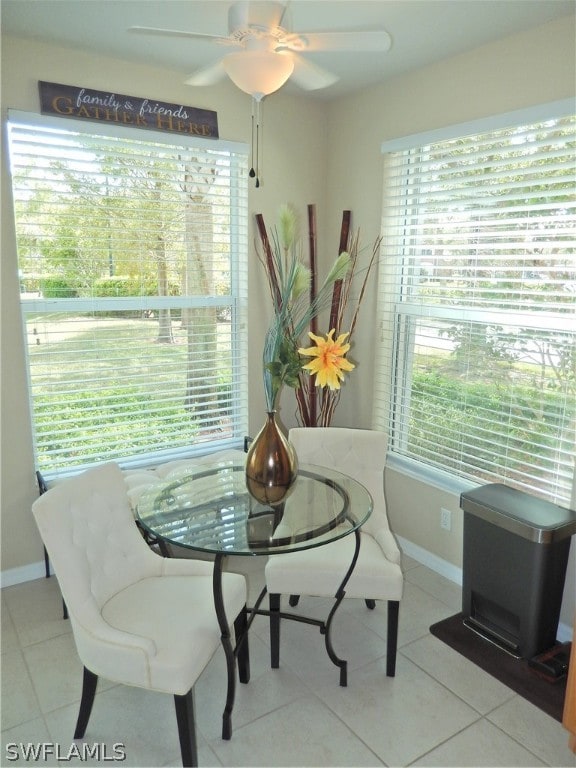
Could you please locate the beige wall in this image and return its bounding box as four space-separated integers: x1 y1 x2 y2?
2 17 575 629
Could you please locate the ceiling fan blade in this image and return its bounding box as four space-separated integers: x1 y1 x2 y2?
283 29 392 53
289 53 339 91
184 60 227 87
129 26 233 46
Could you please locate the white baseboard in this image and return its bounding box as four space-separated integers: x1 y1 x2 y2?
2 544 572 643
397 536 573 644
0 559 49 588
398 536 464 586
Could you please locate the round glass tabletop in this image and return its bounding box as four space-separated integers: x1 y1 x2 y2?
136 456 373 556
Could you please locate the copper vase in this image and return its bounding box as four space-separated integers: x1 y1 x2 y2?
245 411 298 505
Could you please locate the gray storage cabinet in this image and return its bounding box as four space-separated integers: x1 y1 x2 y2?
460 483 576 659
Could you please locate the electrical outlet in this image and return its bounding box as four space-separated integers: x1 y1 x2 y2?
440 507 452 531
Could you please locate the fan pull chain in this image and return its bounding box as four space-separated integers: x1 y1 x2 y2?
249 97 256 180
249 96 262 188
254 96 261 188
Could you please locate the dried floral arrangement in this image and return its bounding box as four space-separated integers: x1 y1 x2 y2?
255 204 381 427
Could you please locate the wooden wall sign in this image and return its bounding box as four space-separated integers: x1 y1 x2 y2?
38 81 219 138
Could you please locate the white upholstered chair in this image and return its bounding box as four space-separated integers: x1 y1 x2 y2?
32 462 248 767
264 427 403 677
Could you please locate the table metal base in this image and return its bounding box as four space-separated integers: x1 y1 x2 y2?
212 527 362 739
213 553 257 740
263 526 362 687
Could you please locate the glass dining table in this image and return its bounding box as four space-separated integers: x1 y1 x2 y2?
135 454 372 740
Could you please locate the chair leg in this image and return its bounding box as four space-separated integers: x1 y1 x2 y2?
174 689 198 768
43 546 50 578
288 594 300 607
365 599 376 610
386 600 400 677
234 606 250 684
74 667 98 739
269 593 281 668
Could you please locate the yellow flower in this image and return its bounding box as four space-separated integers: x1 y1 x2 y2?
299 329 356 390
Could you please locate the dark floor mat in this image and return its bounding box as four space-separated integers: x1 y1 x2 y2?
430 613 567 722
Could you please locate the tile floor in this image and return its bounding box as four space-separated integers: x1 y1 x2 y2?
2 555 574 767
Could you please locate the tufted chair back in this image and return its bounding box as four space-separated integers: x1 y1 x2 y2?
32 462 168 676
289 427 399 562
34 462 161 611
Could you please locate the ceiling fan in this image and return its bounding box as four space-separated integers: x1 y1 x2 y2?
129 0 392 99
130 1 391 187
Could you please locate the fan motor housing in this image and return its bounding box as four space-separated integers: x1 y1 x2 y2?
228 1 288 37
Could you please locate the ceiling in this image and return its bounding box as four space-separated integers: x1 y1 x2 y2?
2 0 574 100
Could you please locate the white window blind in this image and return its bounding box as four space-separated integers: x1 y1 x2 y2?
374 104 575 505
8 112 249 478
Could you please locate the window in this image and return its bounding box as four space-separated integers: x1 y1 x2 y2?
374 101 575 505
8 112 249 478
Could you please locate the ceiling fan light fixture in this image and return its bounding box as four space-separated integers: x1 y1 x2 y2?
222 50 294 99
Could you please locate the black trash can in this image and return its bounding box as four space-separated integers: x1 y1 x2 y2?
460 483 576 659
